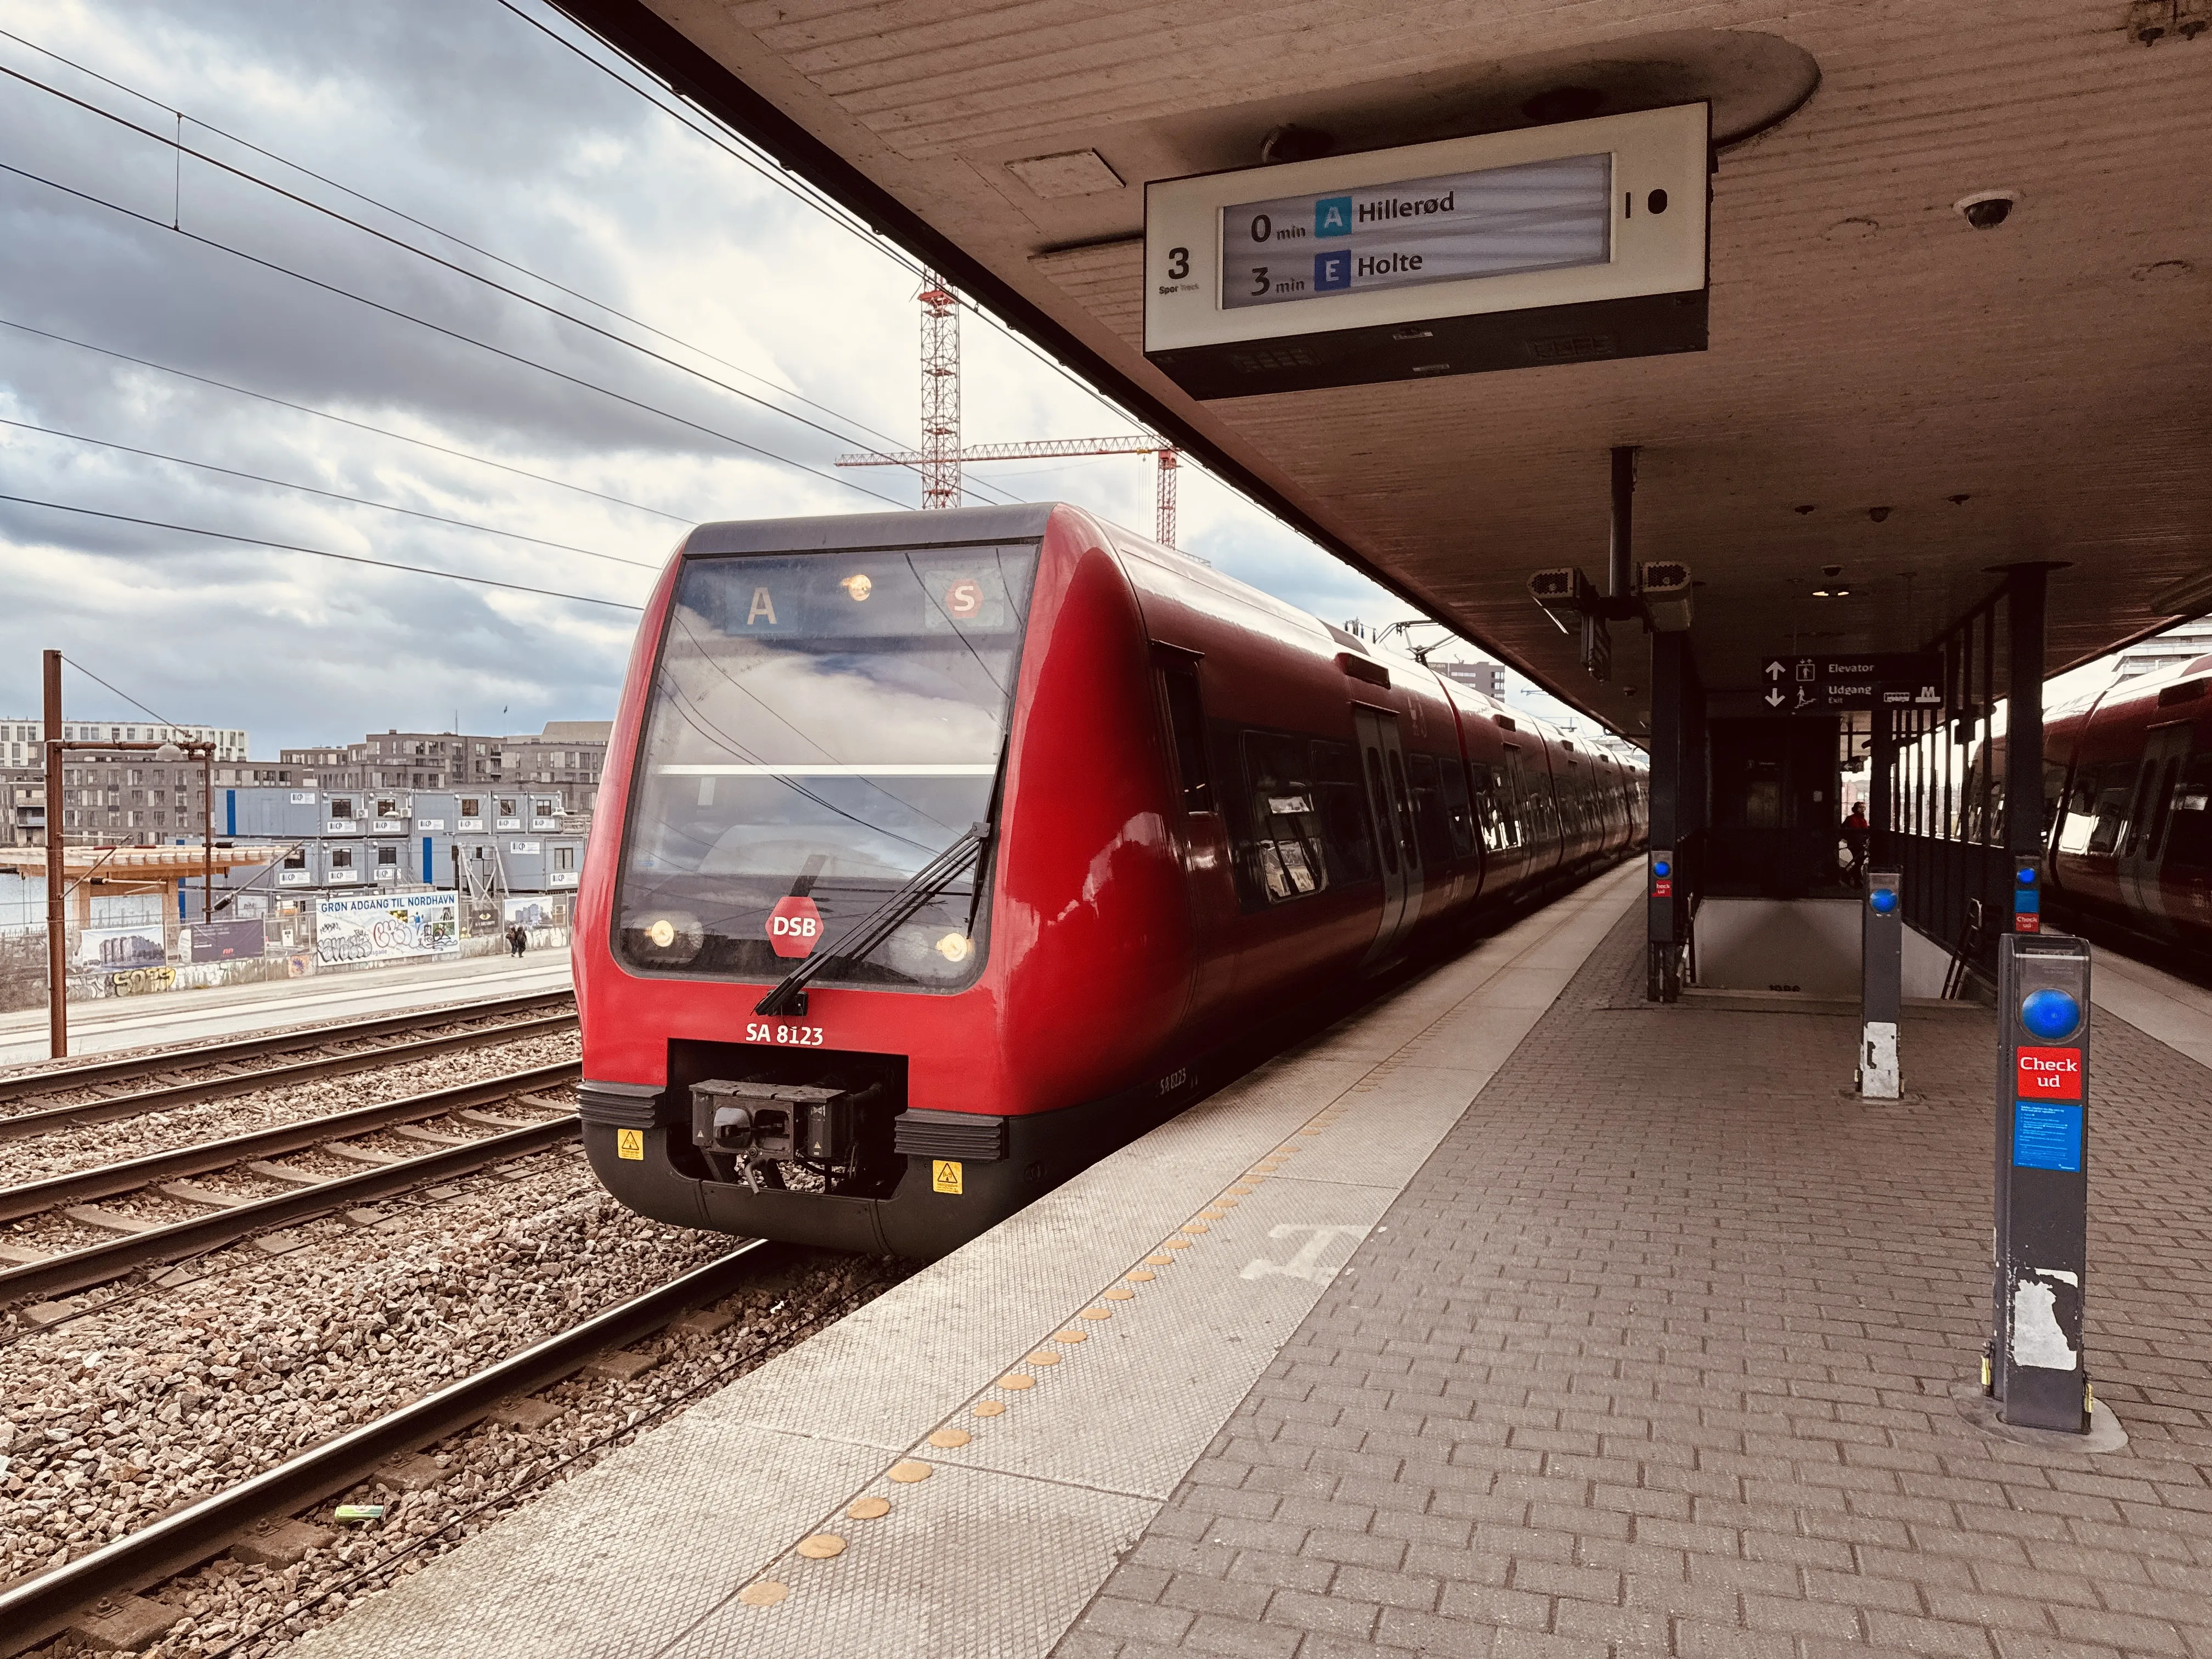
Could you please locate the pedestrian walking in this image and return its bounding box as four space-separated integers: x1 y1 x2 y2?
1842 803 1870 885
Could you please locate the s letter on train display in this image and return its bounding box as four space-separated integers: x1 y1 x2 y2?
1143 104 1709 398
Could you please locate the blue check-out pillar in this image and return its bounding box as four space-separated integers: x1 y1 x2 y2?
1989 923 2093 1432
1859 869 1901 1098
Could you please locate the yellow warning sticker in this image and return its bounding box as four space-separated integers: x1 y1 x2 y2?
932 1159 963 1195
616 1128 645 1161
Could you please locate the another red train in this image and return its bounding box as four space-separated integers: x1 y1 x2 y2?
574 504 1644 1258
2038 651 2212 943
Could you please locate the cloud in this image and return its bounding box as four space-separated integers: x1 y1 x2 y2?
0 0 1431 750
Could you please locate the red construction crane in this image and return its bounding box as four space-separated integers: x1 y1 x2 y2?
840 273 1183 546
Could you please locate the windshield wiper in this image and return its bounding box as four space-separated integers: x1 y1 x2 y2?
753 821 991 1018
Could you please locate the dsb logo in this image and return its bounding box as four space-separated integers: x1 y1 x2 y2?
766 895 822 959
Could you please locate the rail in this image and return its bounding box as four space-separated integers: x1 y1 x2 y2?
0 988 575 1105
0 1243 766 1659
0 1010 578 1141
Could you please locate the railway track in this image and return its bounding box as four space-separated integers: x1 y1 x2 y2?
0 995 578 1142
0 988 575 1113
0 1244 770 1659
0 1062 582 1306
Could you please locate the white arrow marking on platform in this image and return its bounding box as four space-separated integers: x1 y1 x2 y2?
1240 1224 1370 1284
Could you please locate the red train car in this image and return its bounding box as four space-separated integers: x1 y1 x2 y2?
2042 652 2212 942
574 504 1642 1258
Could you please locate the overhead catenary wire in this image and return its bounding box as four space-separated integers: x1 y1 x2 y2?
0 317 696 526
482 0 1170 472
0 43 1021 507
0 415 659 571
0 494 646 612
0 82 914 515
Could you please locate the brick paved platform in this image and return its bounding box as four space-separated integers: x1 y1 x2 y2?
1057 909 2212 1659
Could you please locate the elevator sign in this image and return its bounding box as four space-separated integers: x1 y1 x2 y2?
1759 654 1944 713
1144 103 1709 399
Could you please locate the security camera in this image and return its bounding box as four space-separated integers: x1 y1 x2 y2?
1822 565 1843 578
1954 189 2018 229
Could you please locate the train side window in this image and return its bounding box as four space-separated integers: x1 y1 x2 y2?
1364 748 1399 875
1404 752 1454 867
1310 738 1376 883
1155 657 1214 813
1241 731 1330 903
1438 759 1476 859
2057 764 2101 854
1466 761 1504 851
2164 754 2212 866
2087 765 2136 856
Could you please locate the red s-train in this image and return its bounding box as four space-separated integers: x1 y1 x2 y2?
2034 651 2212 944
573 504 1643 1258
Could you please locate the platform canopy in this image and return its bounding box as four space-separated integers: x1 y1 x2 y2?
552 2 2211 735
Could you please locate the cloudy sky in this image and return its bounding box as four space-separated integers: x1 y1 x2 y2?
0 0 1582 754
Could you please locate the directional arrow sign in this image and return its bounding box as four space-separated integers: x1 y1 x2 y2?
1758 652 1944 713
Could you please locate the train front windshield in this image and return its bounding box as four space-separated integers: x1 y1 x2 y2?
616 544 1037 989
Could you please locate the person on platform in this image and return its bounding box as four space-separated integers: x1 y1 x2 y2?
1842 803 1870 885
507 923 527 958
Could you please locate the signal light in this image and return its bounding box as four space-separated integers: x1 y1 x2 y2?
2020 988 2082 1041
1869 888 1898 914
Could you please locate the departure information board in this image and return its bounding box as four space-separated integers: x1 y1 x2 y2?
1220 154 1612 311
1143 103 1709 398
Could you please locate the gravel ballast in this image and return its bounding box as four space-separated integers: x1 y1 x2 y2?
1 1141 906 1659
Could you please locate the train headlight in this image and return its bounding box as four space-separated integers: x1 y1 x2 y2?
842 573 873 601
627 910 703 964
935 932 972 962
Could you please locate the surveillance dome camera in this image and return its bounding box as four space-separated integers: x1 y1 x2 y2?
1954 189 2019 229
1822 565 1843 578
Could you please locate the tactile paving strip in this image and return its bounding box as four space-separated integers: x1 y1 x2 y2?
298 865 1640 1659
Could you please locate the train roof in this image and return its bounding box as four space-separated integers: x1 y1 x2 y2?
684 504 1060 556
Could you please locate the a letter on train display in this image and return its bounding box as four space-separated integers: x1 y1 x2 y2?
1143 103 1710 397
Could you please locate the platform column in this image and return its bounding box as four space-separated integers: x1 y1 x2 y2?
1859 868 1901 1098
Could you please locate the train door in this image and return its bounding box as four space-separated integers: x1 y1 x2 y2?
1353 707 1423 967
2118 722 2191 928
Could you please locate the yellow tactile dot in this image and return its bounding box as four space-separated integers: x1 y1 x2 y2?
1080 1306 1113 1319
1026 1350 1062 1365
1228 1184 1256 1194
1126 1269 1155 1282
1144 1254 1173 1266
739 1582 788 1607
1056 1329 1088 1343
1215 1198 1239 1209
1299 1127 1324 1136
795 1534 846 1559
973 1400 1006 1418
888 1460 934 1483
928 1427 972 1449
998 1373 1036 1390
1200 1208 1228 1220
1104 1286 1135 1301
1164 1238 1192 1250
1184 1223 1211 1234
847 1496 891 1520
